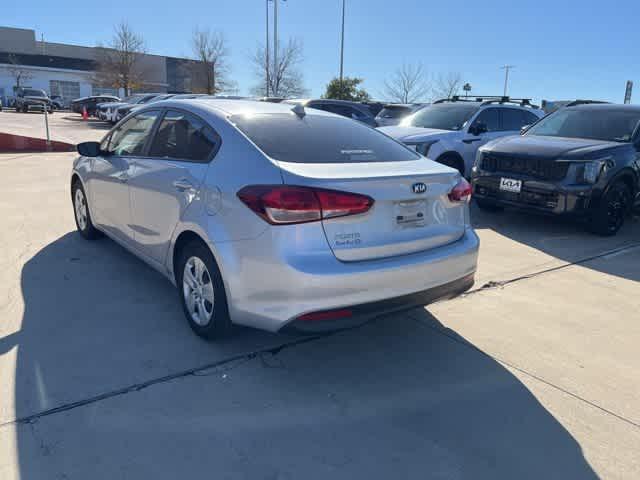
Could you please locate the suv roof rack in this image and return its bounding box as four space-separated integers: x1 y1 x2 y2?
433 96 539 108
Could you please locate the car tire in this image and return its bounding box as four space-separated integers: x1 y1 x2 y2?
475 198 504 212
587 181 631 236
72 180 102 240
436 153 465 176
176 241 232 340
22 105 28 113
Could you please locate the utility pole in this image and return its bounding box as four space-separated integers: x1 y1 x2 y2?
266 0 270 96
339 0 346 82
273 0 278 96
501 65 515 96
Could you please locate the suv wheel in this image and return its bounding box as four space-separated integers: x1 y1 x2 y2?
436 153 465 176
587 181 631 236
176 241 232 339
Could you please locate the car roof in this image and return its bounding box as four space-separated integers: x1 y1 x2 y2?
566 103 640 113
148 98 336 120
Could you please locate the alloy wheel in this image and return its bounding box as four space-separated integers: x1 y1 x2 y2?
182 257 215 326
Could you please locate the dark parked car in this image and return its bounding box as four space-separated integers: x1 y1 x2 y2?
284 99 378 127
113 93 166 123
50 95 66 110
472 104 640 235
15 88 53 113
71 95 120 116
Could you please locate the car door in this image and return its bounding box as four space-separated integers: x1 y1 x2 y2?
89 109 161 244
461 108 502 171
501 107 537 136
127 108 221 263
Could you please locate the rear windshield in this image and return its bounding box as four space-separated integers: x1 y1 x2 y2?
377 106 412 119
525 108 640 142
231 113 420 163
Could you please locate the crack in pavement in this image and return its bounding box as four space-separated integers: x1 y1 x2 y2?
0 334 328 430
461 241 640 297
1 240 639 431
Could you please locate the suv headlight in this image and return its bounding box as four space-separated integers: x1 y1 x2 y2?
573 159 608 184
410 140 439 158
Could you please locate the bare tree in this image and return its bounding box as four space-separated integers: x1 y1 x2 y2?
7 54 34 91
432 72 463 100
250 38 307 98
383 63 431 103
94 22 147 96
191 28 233 95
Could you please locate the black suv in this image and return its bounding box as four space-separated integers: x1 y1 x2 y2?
472 104 640 235
284 99 378 127
15 88 53 113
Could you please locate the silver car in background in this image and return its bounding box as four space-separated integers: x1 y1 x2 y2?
71 99 478 339
375 103 427 127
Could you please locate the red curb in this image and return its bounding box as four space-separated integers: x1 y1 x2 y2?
0 132 76 153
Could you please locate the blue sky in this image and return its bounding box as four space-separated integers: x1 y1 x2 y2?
5 0 638 103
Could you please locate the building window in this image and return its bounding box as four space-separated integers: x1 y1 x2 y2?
50 80 80 102
92 85 119 96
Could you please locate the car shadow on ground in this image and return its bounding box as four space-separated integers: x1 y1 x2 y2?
3 231 599 478
470 202 640 282
61 115 112 130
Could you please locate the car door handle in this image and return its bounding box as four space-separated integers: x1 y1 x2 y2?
173 179 195 191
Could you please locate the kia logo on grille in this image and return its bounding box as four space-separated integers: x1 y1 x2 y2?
412 182 427 194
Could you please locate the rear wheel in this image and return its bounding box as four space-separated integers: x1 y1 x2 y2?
176 241 232 339
587 181 631 236
475 198 504 212
436 153 465 176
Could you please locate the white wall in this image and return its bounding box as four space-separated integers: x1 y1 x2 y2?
0 64 93 103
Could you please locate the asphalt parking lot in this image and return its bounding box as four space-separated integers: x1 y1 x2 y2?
0 148 640 480
0 110 108 144
1 115 640 479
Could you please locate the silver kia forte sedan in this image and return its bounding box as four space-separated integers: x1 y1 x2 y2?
71 99 479 339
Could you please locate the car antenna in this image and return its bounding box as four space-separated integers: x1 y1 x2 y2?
291 103 306 118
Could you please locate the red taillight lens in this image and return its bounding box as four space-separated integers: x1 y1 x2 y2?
448 178 472 203
237 185 374 225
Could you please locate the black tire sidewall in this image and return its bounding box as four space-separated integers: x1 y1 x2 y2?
176 241 231 339
72 181 100 239
589 181 631 236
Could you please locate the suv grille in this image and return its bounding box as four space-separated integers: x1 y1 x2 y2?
482 154 569 181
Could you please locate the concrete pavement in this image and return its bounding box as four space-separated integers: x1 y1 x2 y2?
0 152 639 479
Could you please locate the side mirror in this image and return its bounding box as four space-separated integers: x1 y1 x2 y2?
520 124 531 135
469 122 488 136
77 141 102 157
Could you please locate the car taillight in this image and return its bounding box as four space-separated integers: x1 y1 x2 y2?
448 178 472 203
237 185 374 225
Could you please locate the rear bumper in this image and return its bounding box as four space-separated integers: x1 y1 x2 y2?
472 174 593 216
214 225 479 332
281 272 475 334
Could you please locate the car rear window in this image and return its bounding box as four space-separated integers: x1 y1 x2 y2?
231 113 420 163
24 89 47 97
377 106 412 119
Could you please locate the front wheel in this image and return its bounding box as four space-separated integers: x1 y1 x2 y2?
176 241 232 340
72 181 102 239
587 181 631 236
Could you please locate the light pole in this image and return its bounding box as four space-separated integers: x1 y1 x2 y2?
266 0 270 96
339 0 346 82
501 65 515 96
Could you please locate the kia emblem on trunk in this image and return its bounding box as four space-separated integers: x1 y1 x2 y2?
412 182 427 194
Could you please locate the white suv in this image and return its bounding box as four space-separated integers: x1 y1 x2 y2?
379 97 544 177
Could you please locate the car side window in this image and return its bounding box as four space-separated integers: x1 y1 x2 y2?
148 109 221 162
471 108 500 132
522 111 540 126
106 110 160 156
501 108 530 131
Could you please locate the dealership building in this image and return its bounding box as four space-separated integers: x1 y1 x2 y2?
0 26 203 105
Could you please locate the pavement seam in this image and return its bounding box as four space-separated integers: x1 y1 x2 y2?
0 334 328 430
463 241 640 297
408 313 640 430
